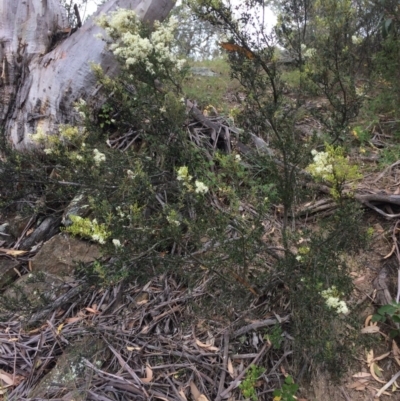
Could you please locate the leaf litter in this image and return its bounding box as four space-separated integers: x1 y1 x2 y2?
0 274 291 400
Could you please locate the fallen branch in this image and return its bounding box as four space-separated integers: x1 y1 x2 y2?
27 283 85 326
375 370 400 398
215 331 230 401
232 315 290 338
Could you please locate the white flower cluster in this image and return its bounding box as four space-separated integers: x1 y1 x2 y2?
300 44 316 59
352 35 363 45
30 131 46 144
321 286 349 315
355 86 365 97
167 215 181 226
112 239 122 248
177 166 192 181
93 149 106 166
304 48 316 58
176 166 208 195
116 206 125 218
74 98 87 119
166 209 181 226
126 169 136 179
30 126 87 156
68 215 109 244
97 9 186 75
195 180 208 194
92 232 106 244
309 149 333 179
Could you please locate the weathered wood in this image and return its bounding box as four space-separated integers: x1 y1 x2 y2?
0 0 175 148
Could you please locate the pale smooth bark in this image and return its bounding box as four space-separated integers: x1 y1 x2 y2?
0 0 175 148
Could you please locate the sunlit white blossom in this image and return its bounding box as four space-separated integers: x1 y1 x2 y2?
177 166 191 181
308 150 333 180
93 149 106 166
116 206 125 218
321 286 349 315
97 10 186 76
92 233 106 244
127 169 136 179
167 216 181 226
304 48 316 58
30 131 46 143
112 239 122 248
195 180 209 194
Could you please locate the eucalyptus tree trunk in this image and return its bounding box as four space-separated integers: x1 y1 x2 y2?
0 0 175 148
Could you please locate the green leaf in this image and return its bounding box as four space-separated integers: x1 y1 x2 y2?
285 375 294 385
392 315 400 323
377 305 396 315
371 314 385 322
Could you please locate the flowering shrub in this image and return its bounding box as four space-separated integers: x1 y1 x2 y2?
321 286 349 315
176 166 192 182
30 125 87 157
351 35 363 45
96 9 186 79
166 209 181 226
93 149 106 166
176 166 208 194
63 215 110 245
301 44 317 59
308 149 333 179
194 180 208 194
307 144 361 199
112 239 122 248
0 2 371 383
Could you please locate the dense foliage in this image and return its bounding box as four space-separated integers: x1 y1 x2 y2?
2 0 400 390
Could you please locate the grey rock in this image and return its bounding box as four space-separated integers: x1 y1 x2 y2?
31 234 100 276
6 214 31 239
2 271 71 311
62 191 91 227
0 258 19 289
29 338 108 400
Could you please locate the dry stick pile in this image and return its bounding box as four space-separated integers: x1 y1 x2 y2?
1 276 290 400
106 100 240 157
